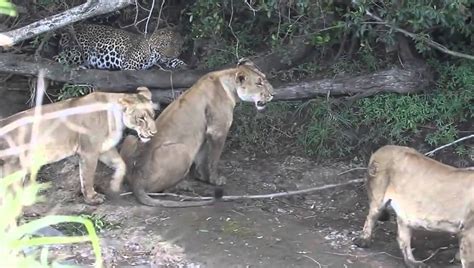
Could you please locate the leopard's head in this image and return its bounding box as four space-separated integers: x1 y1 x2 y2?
148 27 184 58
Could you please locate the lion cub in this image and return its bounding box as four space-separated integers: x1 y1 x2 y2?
120 58 274 207
0 87 157 205
354 145 474 268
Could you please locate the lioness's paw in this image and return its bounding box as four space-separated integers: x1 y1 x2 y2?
84 193 106 205
353 237 371 248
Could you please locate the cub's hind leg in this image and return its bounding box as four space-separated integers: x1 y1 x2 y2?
459 213 474 268
354 161 390 248
397 218 428 268
78 137 104 205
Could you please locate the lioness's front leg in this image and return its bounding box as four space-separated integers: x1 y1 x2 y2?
78 152 104 205
192 133 227 186
205 133 228 186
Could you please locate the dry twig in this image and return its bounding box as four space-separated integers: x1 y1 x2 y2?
425 134 474 156
120 178 364 201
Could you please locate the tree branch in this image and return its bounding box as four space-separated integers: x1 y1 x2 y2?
361 8 474 61
0 0 133 46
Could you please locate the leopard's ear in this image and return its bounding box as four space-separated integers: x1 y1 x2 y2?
137 86 152 100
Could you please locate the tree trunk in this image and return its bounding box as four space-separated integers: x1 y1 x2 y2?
0 0 132 46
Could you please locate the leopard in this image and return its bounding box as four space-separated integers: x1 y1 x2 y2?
53 24 186 71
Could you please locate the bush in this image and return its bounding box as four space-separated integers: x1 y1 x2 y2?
301 60 473 158
229 60 473 159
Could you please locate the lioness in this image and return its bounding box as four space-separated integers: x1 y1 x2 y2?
120 58 274 207
0 87 157 205
354 145 474 268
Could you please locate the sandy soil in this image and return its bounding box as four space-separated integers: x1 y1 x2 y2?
24 151 462 268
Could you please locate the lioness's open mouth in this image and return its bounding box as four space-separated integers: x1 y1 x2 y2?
255 101 266 111
138 134 152 143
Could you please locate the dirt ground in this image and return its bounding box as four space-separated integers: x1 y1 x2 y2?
25 150 462 268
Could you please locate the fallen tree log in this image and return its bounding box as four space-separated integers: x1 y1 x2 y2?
0 52 432 103
0 53 208 89
0 36 312 89
149 66 432 104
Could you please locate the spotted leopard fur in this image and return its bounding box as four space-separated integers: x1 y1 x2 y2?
54 24 186 71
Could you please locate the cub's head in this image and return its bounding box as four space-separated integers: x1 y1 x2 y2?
234 58 274 110
149 27 184 59
119 87 158 142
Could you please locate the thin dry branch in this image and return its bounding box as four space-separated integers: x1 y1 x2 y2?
425 134 474 156
120 178 364 201
0 0 132 46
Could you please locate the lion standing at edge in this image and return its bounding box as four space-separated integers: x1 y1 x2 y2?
120 58 274 207
354 145 474 268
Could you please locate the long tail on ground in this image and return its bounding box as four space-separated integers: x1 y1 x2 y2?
133 183 224 208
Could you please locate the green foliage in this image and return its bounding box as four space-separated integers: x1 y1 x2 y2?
56 84 93 101
347 0 472 55
307 60 473 157
1 158 103 267
184 1 343 67
299 99 357 158
230 60 473 159
54 214 119 236
0 0 16 16
227 102 304 153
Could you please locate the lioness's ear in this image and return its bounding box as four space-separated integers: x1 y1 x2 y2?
237 58 253 66
235 71 246 84
118 97 133 108
137 86 152 100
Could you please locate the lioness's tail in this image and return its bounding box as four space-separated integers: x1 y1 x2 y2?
133 183 224 208
119 135 139 168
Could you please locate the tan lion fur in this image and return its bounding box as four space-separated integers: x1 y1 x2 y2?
0 87 157 205
354 145 474 268
120 59 274 207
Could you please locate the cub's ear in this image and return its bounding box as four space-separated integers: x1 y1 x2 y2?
137 86 152 100
235 71 246 84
